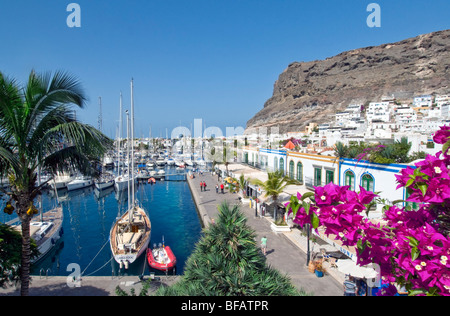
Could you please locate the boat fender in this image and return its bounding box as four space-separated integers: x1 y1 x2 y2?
124 261 129 269
51 238 55 245
120 261 123 269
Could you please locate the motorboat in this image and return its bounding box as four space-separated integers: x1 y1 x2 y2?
166 158 175 166
156 158 166 166
95 173 115 190
137 167 150 180
184 159 194 166
67 176 94 191
13 206 64 263
50 172 73 190
147 243 177 272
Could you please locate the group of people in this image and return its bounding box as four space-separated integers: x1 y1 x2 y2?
199 181 207 191
343 276 368 296
215 183 225 194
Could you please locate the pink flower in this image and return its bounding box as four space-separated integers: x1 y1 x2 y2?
433 125 450 145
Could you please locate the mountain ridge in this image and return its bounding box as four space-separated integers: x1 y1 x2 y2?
245 29 450 134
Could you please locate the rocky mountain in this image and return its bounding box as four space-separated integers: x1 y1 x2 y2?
245 29 450 134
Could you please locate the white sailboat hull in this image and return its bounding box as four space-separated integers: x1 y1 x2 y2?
95 179 114 190
110 206 151 267
114 177 137 191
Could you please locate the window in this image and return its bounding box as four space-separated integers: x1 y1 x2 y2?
344 170 355 190
361 174 374 192
325 170 334 184
405 189 419 210
289 160 295 179
274 157 278 172
279 157 284 175
297 162 303 183
314 167 322 186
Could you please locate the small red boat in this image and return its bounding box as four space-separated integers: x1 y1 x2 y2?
147 245 177 271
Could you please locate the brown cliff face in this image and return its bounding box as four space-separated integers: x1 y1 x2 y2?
245 29 450 134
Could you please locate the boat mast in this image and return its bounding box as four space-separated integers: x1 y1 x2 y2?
117 93 123 176
130 79 135 208
126 110 131 213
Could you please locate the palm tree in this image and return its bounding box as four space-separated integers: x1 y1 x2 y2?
236 173 248 197
153 202 303 296
334 141 348 160
0 70 112 296
250 171 298 222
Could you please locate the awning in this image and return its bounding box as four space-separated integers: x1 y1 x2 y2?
336 259 378 279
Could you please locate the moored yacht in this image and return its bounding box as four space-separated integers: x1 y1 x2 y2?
67 176 94 191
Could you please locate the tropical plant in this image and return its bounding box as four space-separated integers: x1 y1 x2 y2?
236 173 249 197
250 171 298 223
0 70 112 296
154 202 304 296
0 224 38 288
334 141 348 159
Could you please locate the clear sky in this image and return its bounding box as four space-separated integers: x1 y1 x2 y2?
0 0 449 138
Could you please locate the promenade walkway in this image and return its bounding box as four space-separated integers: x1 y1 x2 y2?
187 169 344 296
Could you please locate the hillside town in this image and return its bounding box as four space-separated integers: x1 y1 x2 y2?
237 94 449 209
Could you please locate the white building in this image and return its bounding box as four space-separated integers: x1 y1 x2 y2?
435 95 450 107
413 95 433 107
394 105 417 124
366 102 392 123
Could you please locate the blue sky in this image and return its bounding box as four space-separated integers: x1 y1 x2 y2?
0 0 449 138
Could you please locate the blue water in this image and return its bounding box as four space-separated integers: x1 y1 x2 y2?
2 169 203 277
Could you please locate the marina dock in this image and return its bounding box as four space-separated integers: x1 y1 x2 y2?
1 164 343 296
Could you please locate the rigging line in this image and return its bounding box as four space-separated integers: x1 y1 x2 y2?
83 257 112 277
81 237 110 276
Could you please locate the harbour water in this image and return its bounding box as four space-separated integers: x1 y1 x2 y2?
2 166 202 278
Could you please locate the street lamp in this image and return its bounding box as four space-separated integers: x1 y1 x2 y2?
306 223 311 266
255 186 258 217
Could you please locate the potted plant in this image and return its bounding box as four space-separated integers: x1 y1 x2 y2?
314 261 325 278
271 216 291 232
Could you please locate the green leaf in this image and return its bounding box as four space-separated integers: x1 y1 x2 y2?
407 236 419 247
290 203 300 217
405 179 414 187
303 202 310 215
311 212 319 229
301 192 315 201
417 183 427 196
411 247 420 261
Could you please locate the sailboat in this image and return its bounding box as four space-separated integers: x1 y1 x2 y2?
110 79 151 269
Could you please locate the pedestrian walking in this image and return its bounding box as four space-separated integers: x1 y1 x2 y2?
260 236 267 255
215 184 219 194
220 183 224 194
203 182 207 191
200 181 203 192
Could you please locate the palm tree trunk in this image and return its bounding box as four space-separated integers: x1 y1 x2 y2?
18 202 32 296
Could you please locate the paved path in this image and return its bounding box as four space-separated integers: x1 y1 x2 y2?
188 171 343 296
